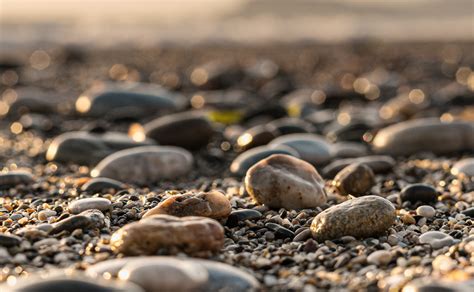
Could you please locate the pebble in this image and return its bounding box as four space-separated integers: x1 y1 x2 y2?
110 214 224 256
293 229 312 242
332 163 375 196
46 131 154 165
236 124 278 150
50 210 106 234
367 250 392 266
143 190 231 220
267 117 316 135
416 205 436 218
245 154 327 209
269 133 333 165
331 142 369 158
451 157 474 177
0 171 35 188
0 234 21 247
461 207 474 218
118 257 208 292
322 155 395 178
75 82 183 119
373 118 474 156
310 196 396 241
419 231 455 249
226 209 262 227
400 183 438 204
230 145 300 176
91 146 193 185
80 177 126 193
37 210 56 221
265 223 295 239
143 112 214 150
402 278 471 292
68 198 111 214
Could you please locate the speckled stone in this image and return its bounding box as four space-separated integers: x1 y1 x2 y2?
419 231 455 249
91 146 193 185
400 183 438 204
245 154 327 209
373 118 474 156
310 196 396 241
68 198 111 214
110 215 224 256
0 171 35 188
269 133 333 165
143 190 231 220
117 257 208 292
451 158 474 177
332 163 375 196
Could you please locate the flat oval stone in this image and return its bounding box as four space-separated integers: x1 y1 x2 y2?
226 209 262 227
76 82 183 119
144 112 214 150
367 250 392 266
310 196 396 241
46 131 154 165
416 205 436 218
0 171 35 188
91 146 193 185
7 276 142 292
110 214 224 256
0 234 21 247
6 87 58 118
68 198 111 214
331 142 369 158
267 117 316 135
265 223 295 239
50 210 107 234
236 124 278 150
230 145 300 176
322 155 396 178
332 163 375 196
462 207 474 218
118 257 208 292
269 133 332 165
419 231 455 249
451 158 474 177
373 118 474 156
245 154 327 209
143 190 231 220
402 278 471 292
400 184 438 204
81 177 126 193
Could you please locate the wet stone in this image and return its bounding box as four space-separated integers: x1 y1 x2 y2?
0 171 35 188
91 146 193 185
144 112 215 150
400 184 438 204
68 198 111 214
419 231 455 249
0 234 21 247
310 196 396 241
226 209 262 227
373 118 474 156
230 145 300 176
110 214 224 256
269 133 333 165
143 190 231 220
332 163 375 196
245 154 327 209
46 131 154 165
81 177 126 193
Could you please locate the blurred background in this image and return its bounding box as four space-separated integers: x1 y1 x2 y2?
1 0 473 49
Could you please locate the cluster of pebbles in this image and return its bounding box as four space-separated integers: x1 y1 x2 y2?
0 43 473 291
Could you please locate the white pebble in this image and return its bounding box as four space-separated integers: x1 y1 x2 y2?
416 205 436 218
367 250 392 266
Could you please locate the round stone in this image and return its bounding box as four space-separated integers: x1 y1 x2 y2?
451 158 474 177
310 196 396 241
230 145 300 176
110 214 224 256
245 154 327 209
0 171 35 189
367 250 392 266
118 257 208 292
91 146 193 185
226 209 262 227
419 231 455 249
143 112 215 150
46 131 154 165
143 190 231 220
373 118 474 156
269 133 333 165
400 184 438 204
332 163 375 196
76 82 183 119
68 198 111 214
416 205 436 218
322 155 395 178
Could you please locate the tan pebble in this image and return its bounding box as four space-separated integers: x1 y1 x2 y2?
401 214 416 225
332 163 375 196
367 250 392 266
